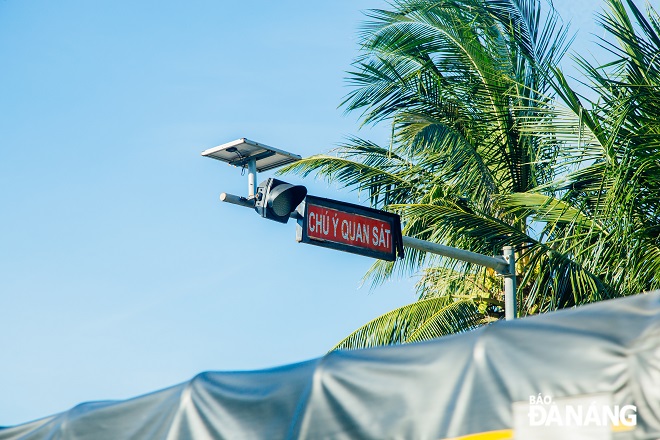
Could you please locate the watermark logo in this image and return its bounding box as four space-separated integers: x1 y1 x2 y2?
527 394 637 428
513 393 637 439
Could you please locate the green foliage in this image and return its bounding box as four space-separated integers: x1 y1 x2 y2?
332 297 489 350
282 0 660 350
508 0 660 301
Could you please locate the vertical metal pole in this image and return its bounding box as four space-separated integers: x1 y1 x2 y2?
503 246 517 320
247 158 257 198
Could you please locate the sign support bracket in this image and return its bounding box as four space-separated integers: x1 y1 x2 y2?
219 191 517 320
247 158 257 198
402 236 517 319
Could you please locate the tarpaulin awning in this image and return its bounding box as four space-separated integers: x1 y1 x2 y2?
2 292 659 439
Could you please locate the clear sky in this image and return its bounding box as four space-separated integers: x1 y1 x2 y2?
0 0 607 426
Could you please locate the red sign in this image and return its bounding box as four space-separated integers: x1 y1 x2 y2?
307 204 393 253
297 195 403 261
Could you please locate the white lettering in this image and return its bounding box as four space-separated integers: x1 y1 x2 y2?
341 220 349 240
355 223 363 242
584 404 602 426
525 395 637 428
545 405 562 426
321 213 330 235
620 405 637 427
565 404 582 426
528 405 546 426
308 212 316 232
348 222 356 241
315 211 323 233
603 405 619 427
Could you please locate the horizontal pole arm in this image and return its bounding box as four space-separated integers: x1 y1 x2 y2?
402 236 511 274
219 192 301 219
220 192 254 208
220 191 511 273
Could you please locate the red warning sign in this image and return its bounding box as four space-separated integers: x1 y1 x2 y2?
297 196 403 261
307 204 393 252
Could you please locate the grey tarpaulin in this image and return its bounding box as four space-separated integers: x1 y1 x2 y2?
2 292 659 439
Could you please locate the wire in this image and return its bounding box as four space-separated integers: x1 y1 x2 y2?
230 149 247 176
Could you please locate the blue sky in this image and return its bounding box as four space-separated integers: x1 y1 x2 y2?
1 0 606 426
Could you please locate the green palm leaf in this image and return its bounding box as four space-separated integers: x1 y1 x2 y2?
332 297 486 351
284 0 660 350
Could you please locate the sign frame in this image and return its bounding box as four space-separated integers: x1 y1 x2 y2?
296 195 404 261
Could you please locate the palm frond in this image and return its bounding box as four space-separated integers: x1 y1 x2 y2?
331 297 485 350
283 0 660 350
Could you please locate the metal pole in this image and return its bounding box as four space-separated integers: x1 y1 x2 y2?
220 192 302 218
219 193 518 319
220 192 254 208
503 245 517 320
247 158 257 198
402 236 510 274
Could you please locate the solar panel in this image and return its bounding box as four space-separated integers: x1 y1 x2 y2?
201 138 301 172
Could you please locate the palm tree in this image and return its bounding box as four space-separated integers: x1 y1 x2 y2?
283 0 660 349
505 0 660 306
